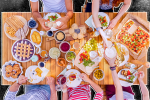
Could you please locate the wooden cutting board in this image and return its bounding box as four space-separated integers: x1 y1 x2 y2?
46 25 93 43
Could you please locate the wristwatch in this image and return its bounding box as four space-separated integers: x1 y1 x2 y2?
96 27 103 32
110 65 116 71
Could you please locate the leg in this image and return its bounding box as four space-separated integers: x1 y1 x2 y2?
25 85 41 93
105 85 116 100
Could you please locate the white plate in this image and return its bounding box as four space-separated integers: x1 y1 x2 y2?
64 69 82 87
43 13 61 31
30 29 42 47
4 15 29 40
118 69 137 87
92 12 110 29
115 43 129 66
1 60 23 82
25 65 44 84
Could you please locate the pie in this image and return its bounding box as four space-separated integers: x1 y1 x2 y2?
117 20 149 55
12 39 34 62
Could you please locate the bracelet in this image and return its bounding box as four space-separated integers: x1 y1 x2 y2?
96 27 103 32
110 65 116 71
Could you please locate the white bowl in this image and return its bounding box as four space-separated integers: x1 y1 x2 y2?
93 69 105 81
49 47 61 59
65 51 76 62
59 41 71 53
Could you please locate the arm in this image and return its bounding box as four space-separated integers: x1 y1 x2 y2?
107 0 131 29
55 0 73 29
104 52 124 100
80 73 103 93
62 85 68 100
47 77 57 100
30 1 50 31
92 0 101 28
136 71 149 100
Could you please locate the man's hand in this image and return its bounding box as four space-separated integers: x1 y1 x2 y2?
18 75 28 84
79 73 91 82
38 18 50 31
107 18 118 29
55 16 69 29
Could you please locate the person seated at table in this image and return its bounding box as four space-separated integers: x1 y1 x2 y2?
30 0 73 31
104 49 149 100
62 73 103 100
4 75 57 100
92 0 131 29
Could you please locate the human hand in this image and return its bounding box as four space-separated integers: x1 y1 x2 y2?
18 75 28 85
144 62 150 68
107 18 118 29
135 71 144 81
55 16 70 29
79 73 91 82
47 77 55 86
38 18 50 31
104 50 117 67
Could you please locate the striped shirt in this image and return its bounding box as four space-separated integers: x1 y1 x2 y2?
68 85 103 100
4 88 50 100
30 0 67 12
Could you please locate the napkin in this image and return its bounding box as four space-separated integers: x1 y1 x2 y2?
85 15 95 31
41 67 49 81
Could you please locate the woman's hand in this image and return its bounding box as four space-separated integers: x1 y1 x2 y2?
135 71 144 81
38 18 51 31
104 50 117 67
47 77 55 87
18 75 28 84
107 18 118 29
79 73 91 82
55 16 70 29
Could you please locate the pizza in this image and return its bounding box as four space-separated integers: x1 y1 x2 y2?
117 20 149 55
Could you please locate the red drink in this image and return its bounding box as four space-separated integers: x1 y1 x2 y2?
59 42 70 53
57 74 66 85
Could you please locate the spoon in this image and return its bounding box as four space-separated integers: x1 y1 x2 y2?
60 60 65 67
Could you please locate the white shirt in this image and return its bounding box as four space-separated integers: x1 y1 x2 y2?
30 0 67 12
109 91 134 100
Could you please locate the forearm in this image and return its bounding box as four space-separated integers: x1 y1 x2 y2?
92 0 101 28
89 80 103 93
32 12 43 22
111 70 124 100
9 82 20 92
50 86 57 100
114 3 130 21
63 92 68 100
139 79 149 100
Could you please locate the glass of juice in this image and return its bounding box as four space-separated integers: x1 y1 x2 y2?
40 50 48 58
73 42 80 50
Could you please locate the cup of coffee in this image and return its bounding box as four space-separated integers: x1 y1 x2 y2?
73 42 80 50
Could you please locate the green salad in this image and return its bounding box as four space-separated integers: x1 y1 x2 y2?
48 14 58 21
98 15 108 27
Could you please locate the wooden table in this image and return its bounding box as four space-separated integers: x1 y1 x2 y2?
2 12 148 85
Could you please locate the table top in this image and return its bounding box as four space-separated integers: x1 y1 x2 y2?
2 12 148 85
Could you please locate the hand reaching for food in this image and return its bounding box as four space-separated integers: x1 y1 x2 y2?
38 18 50 31
107 18 118 29
79 73 91 82
18 75 28 85
47 77 55 86
55 16 70 29
135 71 144 81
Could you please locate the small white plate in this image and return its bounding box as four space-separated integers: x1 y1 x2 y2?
64 69 82 87
92 12 110 29
43 13 61 31
118 69 137 87
1 60 23 82
25 65 48 84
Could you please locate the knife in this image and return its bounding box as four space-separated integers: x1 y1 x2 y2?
132 65 143 75
119 78 133 83
57 68 67 77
